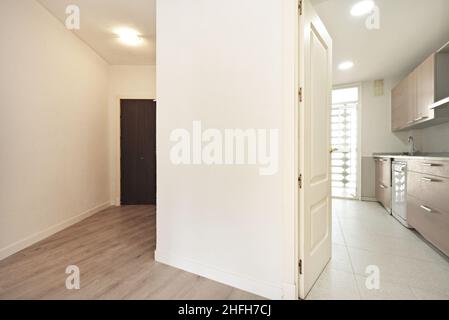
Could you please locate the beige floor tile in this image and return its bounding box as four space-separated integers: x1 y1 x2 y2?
344 229 449 266
347 246 449 296
306 267 360 300
327 244 353 273
411 287 449 300
311 199 449 301
355 275 416 300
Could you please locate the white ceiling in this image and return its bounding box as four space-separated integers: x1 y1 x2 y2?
312 0 449 85
37 0 156 65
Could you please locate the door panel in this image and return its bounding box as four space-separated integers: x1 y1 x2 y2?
121 99 157 205
299 0 333 299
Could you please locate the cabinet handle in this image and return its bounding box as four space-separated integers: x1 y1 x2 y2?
420 205 434 213
414 116 429 122
407 116 429 125
422 163 440 167
421 177 436 182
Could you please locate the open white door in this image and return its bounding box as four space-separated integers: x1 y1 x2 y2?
298 0 333 299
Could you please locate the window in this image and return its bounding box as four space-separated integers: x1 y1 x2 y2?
331 87 359 199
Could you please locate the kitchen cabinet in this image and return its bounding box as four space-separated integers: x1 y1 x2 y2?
392 75 411 131
407 159 449 256
391 52 449 131
416 54 435 121
391 68 418 131
375 158 391 212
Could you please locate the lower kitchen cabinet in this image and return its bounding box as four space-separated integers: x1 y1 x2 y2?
408 195 449 256
375 158 391 212
407 159 449 256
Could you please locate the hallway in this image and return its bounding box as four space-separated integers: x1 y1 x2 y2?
308 199 449 300
0 206 261 300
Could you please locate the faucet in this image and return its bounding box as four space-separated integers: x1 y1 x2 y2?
408 136 416 156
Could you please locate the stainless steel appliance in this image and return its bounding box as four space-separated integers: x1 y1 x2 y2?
392 161 412 228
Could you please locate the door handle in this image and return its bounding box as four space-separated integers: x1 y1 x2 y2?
330 148 338 154
379 184 387 189
421 177 436 182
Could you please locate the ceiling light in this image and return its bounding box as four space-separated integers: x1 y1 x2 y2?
115 28 143 46
338 61 354 71
350 0 375 17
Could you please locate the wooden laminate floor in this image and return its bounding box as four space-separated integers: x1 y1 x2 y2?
0 206 263 300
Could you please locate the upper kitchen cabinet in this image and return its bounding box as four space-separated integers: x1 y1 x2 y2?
392 47 449 132
392 74 409 131
416 54 435 121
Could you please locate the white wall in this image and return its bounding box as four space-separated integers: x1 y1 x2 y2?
156 0 297 299
360 78 411 199
108 65 156 204
0 0 110 259
416 123 449 153
360 78 411 157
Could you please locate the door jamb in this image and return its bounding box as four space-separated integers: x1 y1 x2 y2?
114 96 156 206
331 83 362 201
295 0 304 300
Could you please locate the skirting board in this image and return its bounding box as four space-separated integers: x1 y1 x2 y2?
155 250 292 300
361 197 377 202
0 202 111 261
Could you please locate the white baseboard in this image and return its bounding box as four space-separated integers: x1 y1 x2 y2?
0 202 111 261
281 283 297 300
361 197 377 202
155 250 287 300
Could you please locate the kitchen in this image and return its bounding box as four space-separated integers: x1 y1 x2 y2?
374 41 449 257
308 0 449 300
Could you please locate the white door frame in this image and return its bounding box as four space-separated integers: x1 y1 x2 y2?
114 95 156 206
294 0 304 300
295 0 333 299
331 83 363 201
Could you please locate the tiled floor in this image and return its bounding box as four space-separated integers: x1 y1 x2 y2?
307 199 449 300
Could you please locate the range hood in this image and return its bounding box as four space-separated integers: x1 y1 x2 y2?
430 41 449 110
430 97 449 110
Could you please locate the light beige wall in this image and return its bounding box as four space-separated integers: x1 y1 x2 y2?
0 0 110 259
108 65 156 204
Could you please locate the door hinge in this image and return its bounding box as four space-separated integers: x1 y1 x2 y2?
298 259 303 275
298 174 303 189
298 0 303 15
298 87 303 102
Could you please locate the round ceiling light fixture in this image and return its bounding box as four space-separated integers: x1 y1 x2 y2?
338 61 354 71
115 28 143 46
350 0 375 17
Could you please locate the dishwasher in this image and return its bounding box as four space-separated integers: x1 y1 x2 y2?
392 161 412 228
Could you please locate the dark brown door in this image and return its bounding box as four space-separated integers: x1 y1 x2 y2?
121 99 156 205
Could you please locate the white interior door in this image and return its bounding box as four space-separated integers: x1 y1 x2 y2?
298 0 333 299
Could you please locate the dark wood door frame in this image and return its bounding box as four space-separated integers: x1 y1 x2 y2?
116 98 156 205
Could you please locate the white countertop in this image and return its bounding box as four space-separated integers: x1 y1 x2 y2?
373 153 449 161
